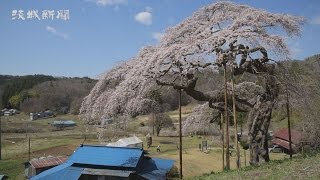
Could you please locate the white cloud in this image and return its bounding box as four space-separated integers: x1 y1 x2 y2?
46 26 57 33
85 0 127 8
46 26 69 39
145 6 153 13
311 16 320 25
96 0 127 6
134 7 153 26
152 32 164 41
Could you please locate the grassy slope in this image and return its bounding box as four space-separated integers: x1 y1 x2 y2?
191 153 320 180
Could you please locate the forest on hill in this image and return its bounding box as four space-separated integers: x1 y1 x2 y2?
0 75 97 114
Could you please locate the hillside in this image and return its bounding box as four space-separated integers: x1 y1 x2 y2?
0 75 55 109
0 75 97 114
191 152 320 179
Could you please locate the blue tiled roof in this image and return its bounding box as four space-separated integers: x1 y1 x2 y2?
67 145 143 168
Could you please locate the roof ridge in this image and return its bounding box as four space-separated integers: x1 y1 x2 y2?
79 144 143 150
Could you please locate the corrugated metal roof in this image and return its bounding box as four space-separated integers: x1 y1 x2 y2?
107 141 127 147
107 136 143 147
53 120 76 125
272 138 297 151
273 128 302 144
31 163 83 180
83 168 134 177
138 157 174 180
68 145 143 168
30 156 67 169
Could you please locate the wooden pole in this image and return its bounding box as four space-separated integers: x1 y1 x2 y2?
244 149 247 166
224 64 230 170
0 114 2 160
28 137 31 161
152 113 155 136
286 86 293 158
231 66 240 168
220 112 225 171
179 88 183 179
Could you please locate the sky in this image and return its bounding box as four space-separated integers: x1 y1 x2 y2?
0 0 319 78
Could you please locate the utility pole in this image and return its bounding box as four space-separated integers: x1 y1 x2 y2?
178 88 183 179
223 64 230 170
29 137 31 161
220 112 225 171
152 113 155 136
286 85 293 158
231 66 240 168
0 114 2 160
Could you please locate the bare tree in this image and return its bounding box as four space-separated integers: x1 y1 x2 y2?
148 113 174 136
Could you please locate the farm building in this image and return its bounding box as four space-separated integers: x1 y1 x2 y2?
30 110 55 120
52 120 76 129
2 109 19 116
25 156 68 178
31 145 174 180
107 136 143 148
101 118 113 126
30 113 38 120
272 128 302 154
3 111 12 116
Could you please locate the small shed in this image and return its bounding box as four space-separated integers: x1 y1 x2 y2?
101 118 113 126
30 113 38 121
4 111 12 116
272 128 302 154
37 112 45 118
0 109 7 116
52 120 76 129
107 136 143 148
25 156 67 178
44 110 54 117
9 109 19 115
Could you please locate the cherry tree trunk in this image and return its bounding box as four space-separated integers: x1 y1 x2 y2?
247 75 278 165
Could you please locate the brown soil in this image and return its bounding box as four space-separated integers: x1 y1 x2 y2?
32 144 77 157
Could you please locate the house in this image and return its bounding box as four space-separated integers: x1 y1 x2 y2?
272 128 302 154
101 118 113 126
30 113 38 120
44 110 54 117
9 109 19 115
107 136 143 148
31 145 174 180
25 156 68 178
38 112 45 118
3 111 12 116
30 110 55 120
